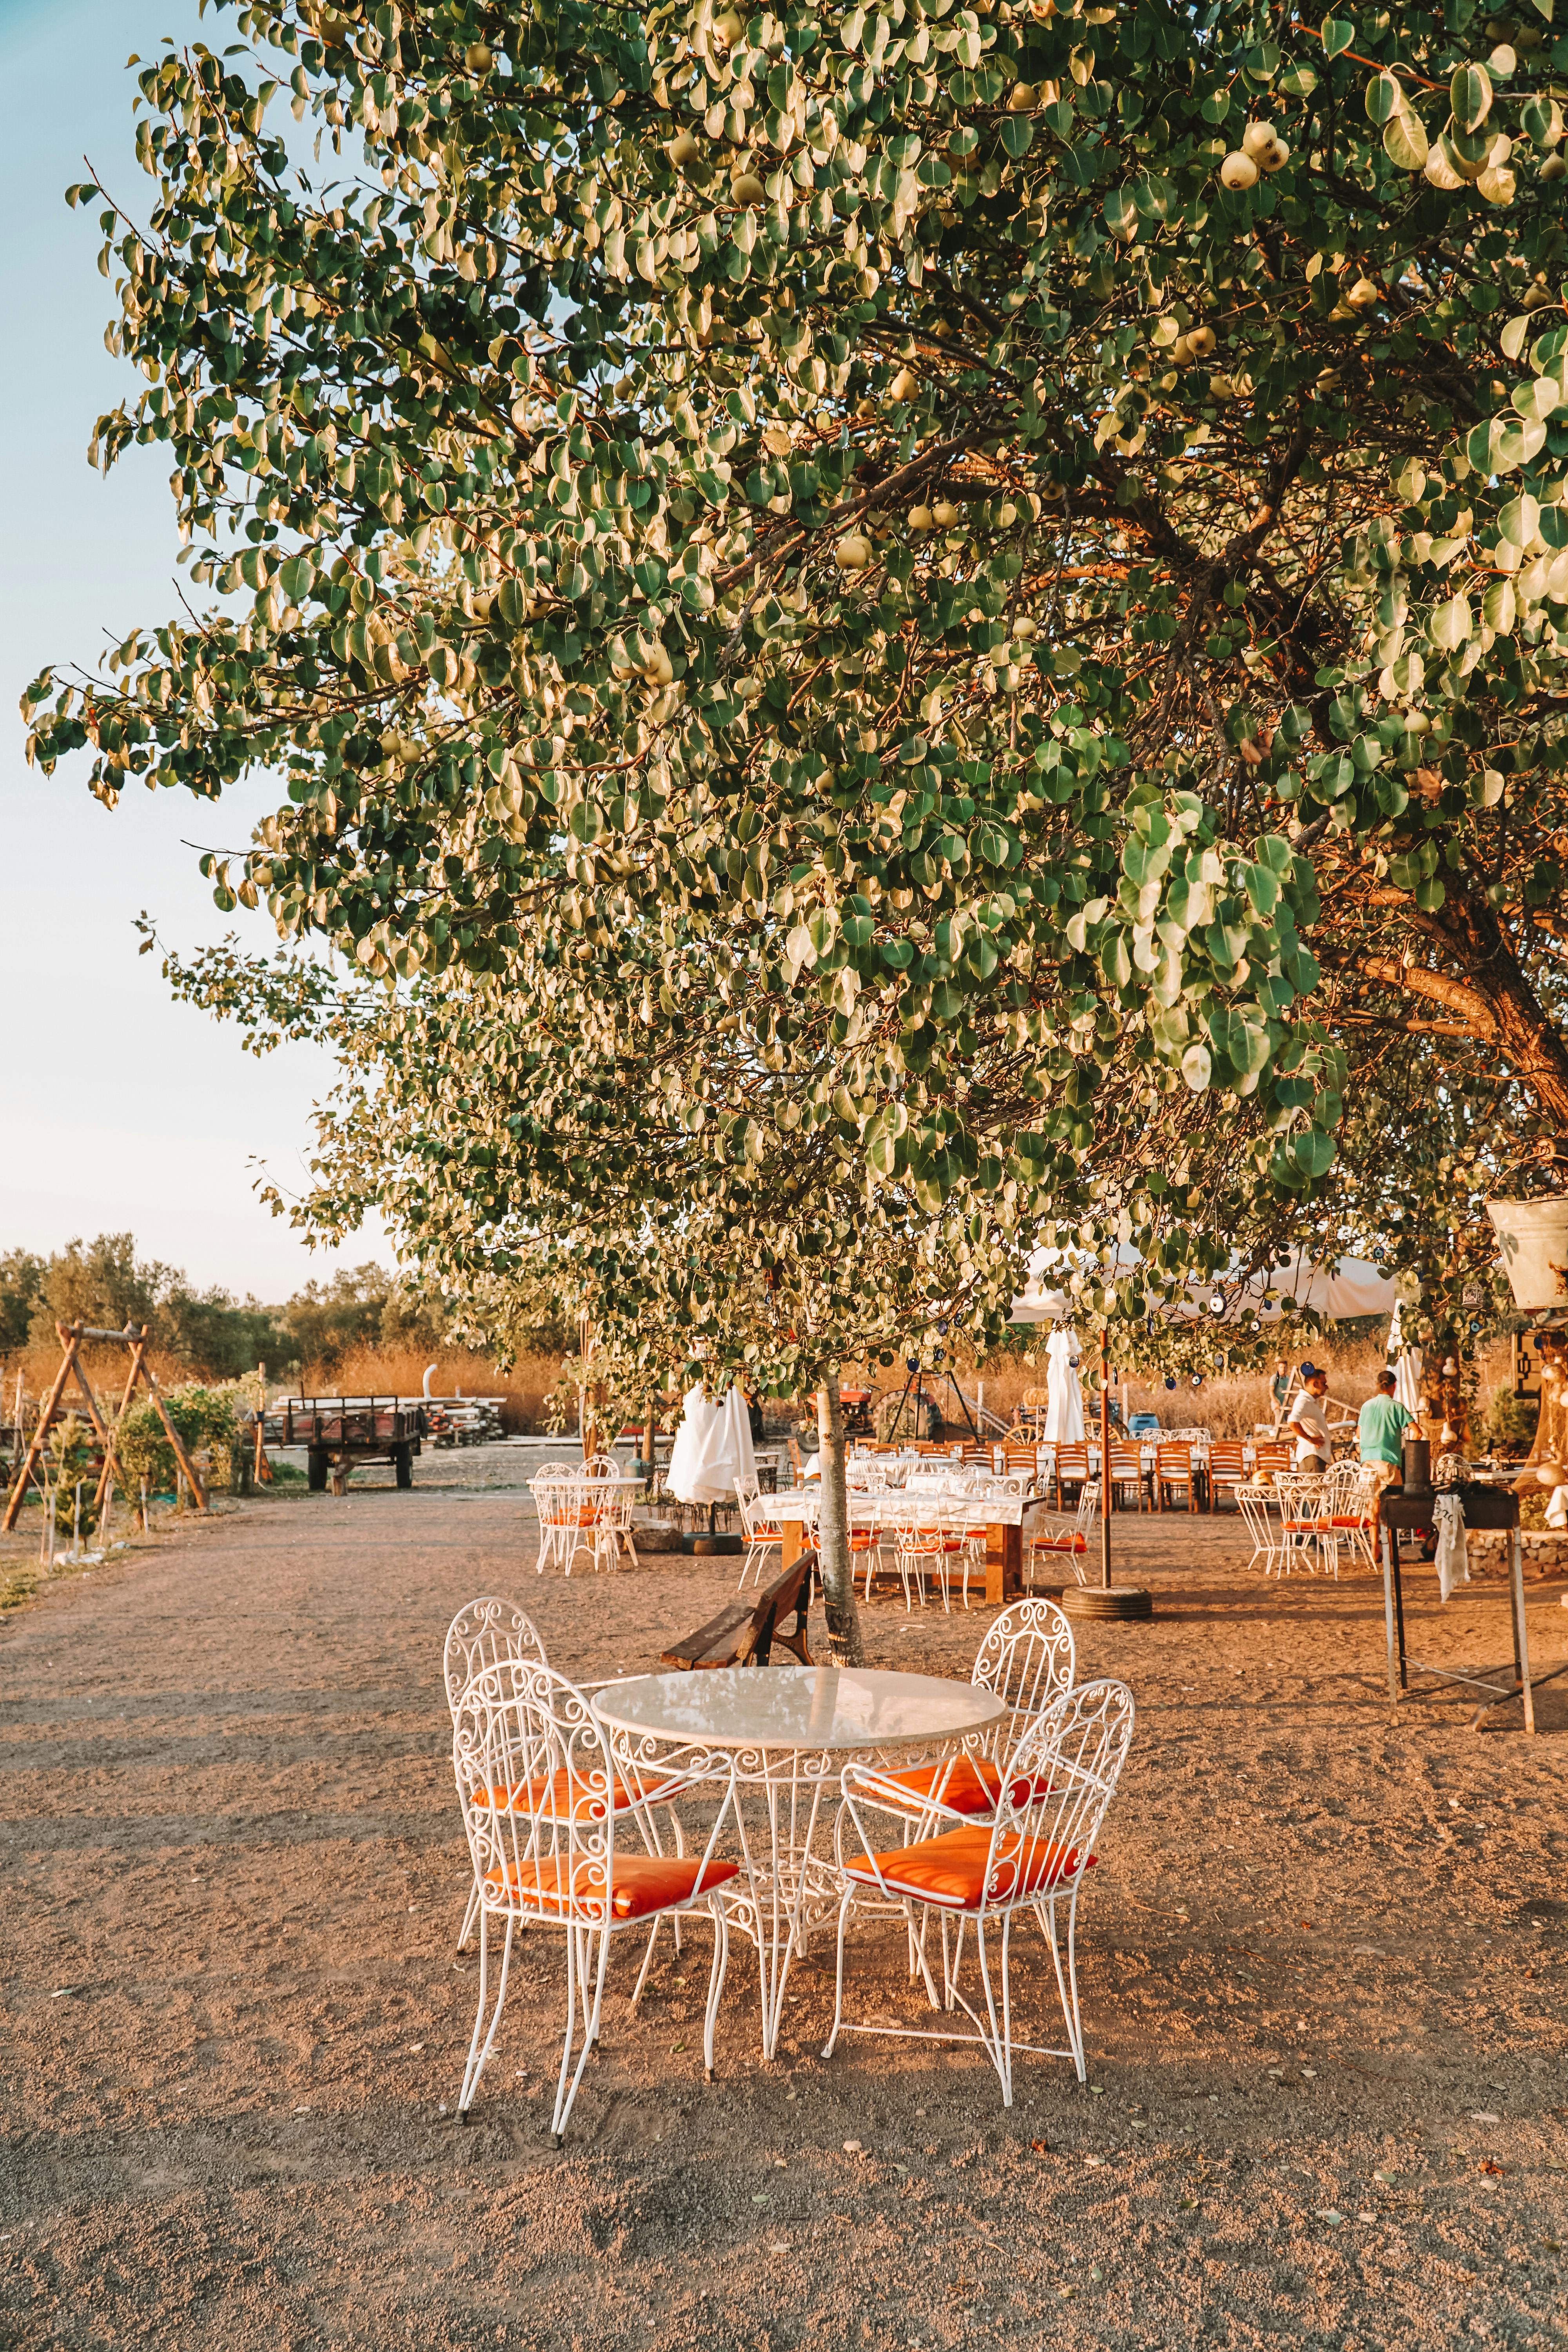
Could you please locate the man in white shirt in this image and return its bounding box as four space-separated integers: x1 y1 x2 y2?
1286 1364 1333 1471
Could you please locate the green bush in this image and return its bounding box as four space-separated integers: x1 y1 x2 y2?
1481 1384 1538 1460
46 1413 101 1537
115 1383 238 1496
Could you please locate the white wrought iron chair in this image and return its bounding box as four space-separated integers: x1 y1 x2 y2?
892 1497 968 1613
1275 1471 1332 1577
822 1677 1135 2103
527 1465 578 1575
851 1598 1077 1829
735 1472 785 1591
444 1597 550 1953
1234 1482 1280 1577
530 1469 622 1577
1322 1460 1377 1572
452 1659 740 2143
1026 1479 1101 1588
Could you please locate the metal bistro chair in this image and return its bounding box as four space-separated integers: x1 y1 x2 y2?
736 1472 786 1591
444 1597 549 1954
1234 1483 1281 1578
527 1465 579 1576
1323 1460 1379 1573
530 1469 619 1577
822 1678 1136 2105
452 1659 741 2143
855 1599 1078 1829
1274 1471 1331 1576
891 1500 966 1614
1027 1478 1101 1589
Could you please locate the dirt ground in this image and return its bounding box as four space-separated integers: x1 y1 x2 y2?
2 1451 1566 2352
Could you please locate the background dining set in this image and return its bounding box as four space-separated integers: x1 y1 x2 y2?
441 1595 1136 2143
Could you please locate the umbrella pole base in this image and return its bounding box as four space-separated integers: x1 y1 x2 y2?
684 1533 744 1556
1062 1584 1154 1623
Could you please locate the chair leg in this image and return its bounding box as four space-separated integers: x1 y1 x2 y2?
701 1896 730 2081
457 1907 515 2119
629 1916 662 2012
552 1923 611 2144
819 1887 856 2059
1038 1884 1087 2083
456 1881 480 1954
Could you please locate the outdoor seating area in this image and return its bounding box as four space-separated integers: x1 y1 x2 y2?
443 1585 1135 2135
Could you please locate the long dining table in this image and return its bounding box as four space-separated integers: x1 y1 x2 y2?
773 1486 1042 1603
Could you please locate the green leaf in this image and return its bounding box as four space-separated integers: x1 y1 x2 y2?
1320 18 1355 57
1450 63 1493 132
1290 1127 1336 1179
1383 110 1428 169
1365 72 1402 124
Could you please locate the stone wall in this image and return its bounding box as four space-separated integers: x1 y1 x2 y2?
1465 1528 1568 1579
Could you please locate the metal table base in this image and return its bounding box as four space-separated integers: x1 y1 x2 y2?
1379 1524 1556 1733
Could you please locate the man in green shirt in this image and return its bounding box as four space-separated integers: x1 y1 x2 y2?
1359 1369 1415 1541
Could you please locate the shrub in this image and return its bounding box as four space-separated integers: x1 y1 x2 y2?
115 1383 238 1496
1481 1384 1538 1459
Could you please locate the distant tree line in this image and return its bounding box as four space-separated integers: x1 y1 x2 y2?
0 1234 461 1382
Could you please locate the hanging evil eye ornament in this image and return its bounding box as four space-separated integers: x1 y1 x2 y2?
1165 1376 1177 1391
1191 1374 1204 1389
906 1357 920 1374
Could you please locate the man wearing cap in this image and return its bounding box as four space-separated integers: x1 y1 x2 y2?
1285 1363 1333 1472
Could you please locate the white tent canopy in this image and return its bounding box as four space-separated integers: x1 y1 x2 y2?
1009 1245 1401 1329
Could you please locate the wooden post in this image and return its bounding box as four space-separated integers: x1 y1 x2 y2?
984 1518 1022 1606
1100 1326 1113 1592
4 1323 207 1533
4 1328 84 1532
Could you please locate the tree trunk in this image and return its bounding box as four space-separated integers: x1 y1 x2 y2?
815 1371 866 1667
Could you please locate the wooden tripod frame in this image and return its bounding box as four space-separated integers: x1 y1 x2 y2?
1 1322 209 1533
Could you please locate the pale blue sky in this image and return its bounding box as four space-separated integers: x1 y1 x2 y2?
1 0 385 1297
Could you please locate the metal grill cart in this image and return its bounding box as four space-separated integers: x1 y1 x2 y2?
1379 1480 1562 1734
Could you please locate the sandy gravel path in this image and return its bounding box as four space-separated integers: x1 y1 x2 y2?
2 1467 1566 2350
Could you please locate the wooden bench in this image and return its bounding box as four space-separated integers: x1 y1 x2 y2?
660 1550 815 1671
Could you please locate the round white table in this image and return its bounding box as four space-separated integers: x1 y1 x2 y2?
593 1666 1005 2059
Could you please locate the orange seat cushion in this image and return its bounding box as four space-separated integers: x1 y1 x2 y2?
1281 1519 1321 1533
1329 1515 1372 1529
472 1768 678 1823
1031 1532 1088 1554
873 1757 1060 1818
484 1851 739 1921
545 1508 608 1528
844 1826 1094 1911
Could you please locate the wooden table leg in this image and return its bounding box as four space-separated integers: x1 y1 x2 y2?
985 1520 1021 1605
780 1518 808 1573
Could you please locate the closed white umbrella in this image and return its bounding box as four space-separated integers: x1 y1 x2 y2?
1042 1325 1085 1444
666 1383 754 1504
1388 1301 1423 1418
